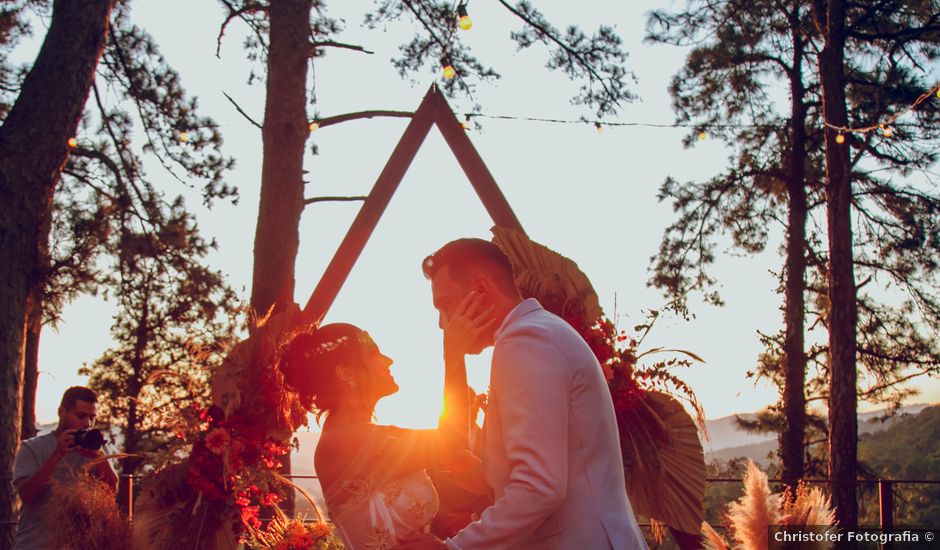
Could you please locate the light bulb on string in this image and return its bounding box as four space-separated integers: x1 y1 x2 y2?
457 4 472 31
67 137 78 148
698 130 708 141
835 132 845 144
881 125 894 138
461 115 471 130
308 121 320 132
595 122 604 134
178 130 190 142
441 57 456 79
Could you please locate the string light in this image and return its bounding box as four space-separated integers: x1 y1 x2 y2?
595 122 604 134
835 132 845 144
461 115 471 130
441 57 456 79
698 131 708 141
178 130 190 142
308 121 320 132
67 137 78 148
457 3 472 31
826 82 940 137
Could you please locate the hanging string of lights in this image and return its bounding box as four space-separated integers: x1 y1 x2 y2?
64 6 940 149
827 83 940 143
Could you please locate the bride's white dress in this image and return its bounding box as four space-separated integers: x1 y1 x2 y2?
327 469 440 549
322 426 442 549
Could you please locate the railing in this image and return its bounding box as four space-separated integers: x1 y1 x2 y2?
6 475 939 547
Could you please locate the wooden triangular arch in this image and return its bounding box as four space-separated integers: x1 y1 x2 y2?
303 85 526 324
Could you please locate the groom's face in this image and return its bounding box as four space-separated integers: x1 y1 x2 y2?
430 266 491 354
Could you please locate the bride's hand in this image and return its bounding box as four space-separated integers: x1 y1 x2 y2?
442 291 496 358
393 531 447 549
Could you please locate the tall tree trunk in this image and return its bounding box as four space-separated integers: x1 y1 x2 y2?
252 0 312 516
816 0 858 527
21 294 42 443
250 0 310 317
0 0 114 543
21 205 52 443
780 8 809 493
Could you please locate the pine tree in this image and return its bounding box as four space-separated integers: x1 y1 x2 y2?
648 0 940 518
0 1 116 543
79 196 238 506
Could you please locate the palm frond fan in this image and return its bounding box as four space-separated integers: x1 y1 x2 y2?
491 226 705 539
491 226 602 327
620 391 706 536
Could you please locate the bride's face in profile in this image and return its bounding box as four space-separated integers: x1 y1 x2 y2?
354 335 399 401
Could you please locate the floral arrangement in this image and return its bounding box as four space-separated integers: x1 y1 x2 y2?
241 508 342 550
132 305 343 549
491 226 708 540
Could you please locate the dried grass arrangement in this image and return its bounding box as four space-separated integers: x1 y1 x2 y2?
46 472 130 550
703 460 838 550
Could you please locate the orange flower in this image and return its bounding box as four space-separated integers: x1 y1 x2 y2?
309 522 333 538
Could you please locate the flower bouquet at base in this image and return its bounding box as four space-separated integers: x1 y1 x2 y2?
240 508 343 550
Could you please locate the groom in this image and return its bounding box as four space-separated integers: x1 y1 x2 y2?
404 238 647 550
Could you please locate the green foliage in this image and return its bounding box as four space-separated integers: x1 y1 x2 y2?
78 196 241 474
858 406 940 526
220 0 637 119
647 0 940 421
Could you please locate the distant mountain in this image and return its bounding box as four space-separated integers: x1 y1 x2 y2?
705 403 935 465
703 403 930 454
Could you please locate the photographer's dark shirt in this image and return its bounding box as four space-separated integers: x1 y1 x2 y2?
12 432 115 549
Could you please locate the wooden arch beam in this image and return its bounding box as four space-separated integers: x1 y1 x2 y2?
303 84 525 324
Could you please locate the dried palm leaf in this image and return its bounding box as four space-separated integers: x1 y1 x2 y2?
623 391 706 536
491 226 602 325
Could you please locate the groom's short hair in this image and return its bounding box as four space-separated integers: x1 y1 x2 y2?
423 238 517 293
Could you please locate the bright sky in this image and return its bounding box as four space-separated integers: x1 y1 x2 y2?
30 0 940 427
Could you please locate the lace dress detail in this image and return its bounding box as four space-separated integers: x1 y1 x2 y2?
327 469 440 550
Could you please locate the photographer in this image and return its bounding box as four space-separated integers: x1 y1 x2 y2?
12 386 117 549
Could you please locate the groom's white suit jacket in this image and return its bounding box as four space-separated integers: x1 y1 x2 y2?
447 299 647 550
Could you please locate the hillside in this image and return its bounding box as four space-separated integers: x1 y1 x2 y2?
703 403 932 458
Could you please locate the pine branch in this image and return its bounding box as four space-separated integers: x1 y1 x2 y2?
496 0 618 107
303 195 367 206
312 109 413 128
309 40 374 56
222 91 262 129
217 1 269 58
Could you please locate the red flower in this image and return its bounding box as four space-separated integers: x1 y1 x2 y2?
240 505 261 529
205 428 231 455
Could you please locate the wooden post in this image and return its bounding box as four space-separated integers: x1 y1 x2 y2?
879 479 893 550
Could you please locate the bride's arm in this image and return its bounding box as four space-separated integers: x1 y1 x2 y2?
439 290 496 453
362 293 494 478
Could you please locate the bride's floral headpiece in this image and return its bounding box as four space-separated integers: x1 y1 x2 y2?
302 330 375 361
304 336 350 360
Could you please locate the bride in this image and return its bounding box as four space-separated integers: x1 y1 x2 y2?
281 293 495 549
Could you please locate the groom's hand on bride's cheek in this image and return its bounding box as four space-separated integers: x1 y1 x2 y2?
443 291 494 357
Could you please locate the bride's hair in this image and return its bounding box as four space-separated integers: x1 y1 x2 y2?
281 323 367 416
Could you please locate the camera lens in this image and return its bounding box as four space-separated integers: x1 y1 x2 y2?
73 428 105 451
